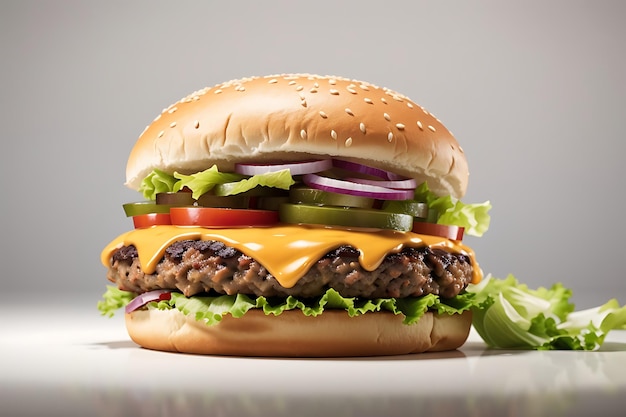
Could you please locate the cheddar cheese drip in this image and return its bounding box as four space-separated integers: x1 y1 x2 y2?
101 225 482 289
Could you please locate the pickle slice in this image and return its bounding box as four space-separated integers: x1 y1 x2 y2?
411 208 440 223
289 186 375 209
196 193 250 208
122 201 171 217
256 196 290 211
155 192 195 206
381 200 428 219
279 203 413 231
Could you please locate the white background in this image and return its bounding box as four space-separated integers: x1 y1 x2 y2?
1 0 625 308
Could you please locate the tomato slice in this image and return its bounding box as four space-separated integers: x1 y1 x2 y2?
412 222 464 241
170 207 279 227
132 213 172 228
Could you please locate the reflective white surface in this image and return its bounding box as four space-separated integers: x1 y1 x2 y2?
2 298 625 417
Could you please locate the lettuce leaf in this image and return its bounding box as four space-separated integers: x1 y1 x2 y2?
173 166 295 199
138 166 296 201
98 287 476 325
139 169 179 200
173 166 245 199
97 285 134 317
414 182 491 237
212 169 295 197
98 276 625 351
466 274 626 350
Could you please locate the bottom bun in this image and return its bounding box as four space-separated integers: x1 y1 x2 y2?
125 308 472 357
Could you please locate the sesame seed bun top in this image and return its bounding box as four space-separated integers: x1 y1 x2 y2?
126 74 469 199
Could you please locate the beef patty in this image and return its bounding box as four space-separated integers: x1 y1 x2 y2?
107 240 473 299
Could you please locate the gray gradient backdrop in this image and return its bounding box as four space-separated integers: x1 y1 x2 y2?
1 1 624 308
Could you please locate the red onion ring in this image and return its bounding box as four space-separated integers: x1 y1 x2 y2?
331 159 405 181
303 173 414 200
235 159 332 176
344 177 417 190
125 290 172 314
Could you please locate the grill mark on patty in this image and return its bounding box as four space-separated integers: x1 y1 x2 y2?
108 240 472 299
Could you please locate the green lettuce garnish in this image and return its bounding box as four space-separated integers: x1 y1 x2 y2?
98 275 626 351
139 169 178 200
139 166 297 200
98 287 476 326
414 182 491 237
467 274 626 350
97 286 134 317
212 169 295 197
173 166 245 199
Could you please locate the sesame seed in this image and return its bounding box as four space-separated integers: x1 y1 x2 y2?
298 92 306 100
192 95 200 101
345 108 354 116
310 88 318 93
364 98 373 104
331 130 338 140
383 113 391 121
428 125 436 132
194 120 200 129
314 82 319 88
300 129 307 139
392 95 403 102
345 137 353 147
329 79 337 85
417 121 424 130
288 81 297 85
381 98 387 104
387 132 394 142
329 89 339 95
319 111 328 118
359 84 369 91
169 122 177 128
214 89 222 94
168 107 177 114
359 122 366 134
407 102 414 109
395 123 405 130
347 86 357 94
268 79 278 84
158 130 164 138
301 99 307 108
296 85 304 91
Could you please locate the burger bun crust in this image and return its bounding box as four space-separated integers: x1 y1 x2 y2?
125 309 472 357
126 74 469 199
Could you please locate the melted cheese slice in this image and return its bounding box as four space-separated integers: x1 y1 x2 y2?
101 225 481 288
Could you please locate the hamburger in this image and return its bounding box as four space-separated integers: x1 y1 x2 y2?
98 73 491 357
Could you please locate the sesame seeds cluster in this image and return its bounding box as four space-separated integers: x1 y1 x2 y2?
127 73 468 199
148 74 447 147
